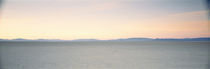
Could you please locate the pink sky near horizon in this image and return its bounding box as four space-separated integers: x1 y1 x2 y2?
0 0 209 40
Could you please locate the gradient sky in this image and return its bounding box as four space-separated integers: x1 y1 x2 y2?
0 0 209 40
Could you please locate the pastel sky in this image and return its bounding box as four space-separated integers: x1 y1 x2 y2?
0 0 209 40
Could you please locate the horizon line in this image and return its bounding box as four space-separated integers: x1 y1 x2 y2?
0 37 210 41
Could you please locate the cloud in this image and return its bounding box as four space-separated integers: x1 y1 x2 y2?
0 0 3 8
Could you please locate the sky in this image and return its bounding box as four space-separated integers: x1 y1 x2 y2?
0 0 209 40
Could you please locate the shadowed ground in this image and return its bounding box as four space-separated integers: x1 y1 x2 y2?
0 41 209 69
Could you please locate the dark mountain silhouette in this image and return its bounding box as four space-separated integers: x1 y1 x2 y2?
0 37 210 42
72 39 100 41
110 38 152 41
154 38 210 41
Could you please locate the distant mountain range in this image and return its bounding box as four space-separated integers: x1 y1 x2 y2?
0 37 210 42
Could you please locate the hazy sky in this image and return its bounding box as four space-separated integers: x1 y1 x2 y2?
0 0 209 40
